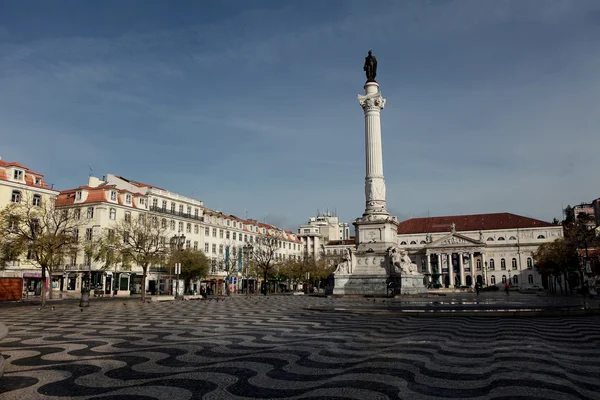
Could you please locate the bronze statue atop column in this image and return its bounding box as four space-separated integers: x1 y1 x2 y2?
363 50 377 82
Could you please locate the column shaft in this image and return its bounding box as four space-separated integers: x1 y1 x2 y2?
459 253 466 286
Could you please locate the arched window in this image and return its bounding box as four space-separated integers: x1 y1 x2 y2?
476 259 481 271
87 207 94 219
500 258 506 270
491 275 496 284
498 237 505 241
502 275 507 283
32 194 41 206
512 258 517 270
527 258 533 269
528 274 533 284
487 237 494 241
109 208 116 220
537 235 545 239
170 220 175 230
11 190 22 203
420 240 426 244
513 275 518 284
509 236 517 240
400 241 407 245
161 218 167 228
489 259 495 270
410 241 417 245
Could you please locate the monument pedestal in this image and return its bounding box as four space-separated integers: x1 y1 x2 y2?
391 273 427 295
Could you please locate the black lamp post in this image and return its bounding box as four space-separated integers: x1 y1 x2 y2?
79 224 100 307
173 233 186 299
243 243 253 295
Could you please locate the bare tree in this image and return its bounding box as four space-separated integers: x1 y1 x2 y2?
105 213 170 302
251 233 282 295
0 196 82 306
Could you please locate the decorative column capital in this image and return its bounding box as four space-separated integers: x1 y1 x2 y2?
358 92 386 112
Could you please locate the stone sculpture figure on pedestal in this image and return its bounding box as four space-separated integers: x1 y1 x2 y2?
388 246 419 275
334 248 355 275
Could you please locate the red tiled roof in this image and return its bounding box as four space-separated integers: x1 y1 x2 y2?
0 159 52 189
397 213 555 234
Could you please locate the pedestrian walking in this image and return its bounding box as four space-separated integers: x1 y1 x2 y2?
505 282 510 295
475 282 480 295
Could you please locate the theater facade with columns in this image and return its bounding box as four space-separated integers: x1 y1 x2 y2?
396 213 563 289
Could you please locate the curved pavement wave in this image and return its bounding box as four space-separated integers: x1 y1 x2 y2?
0 296 599 399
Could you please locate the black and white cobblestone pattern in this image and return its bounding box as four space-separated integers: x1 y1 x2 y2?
1 296 599 399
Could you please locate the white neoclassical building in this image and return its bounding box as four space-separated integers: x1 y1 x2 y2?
298 211 350 260
315 212 563 290
395 213 563 289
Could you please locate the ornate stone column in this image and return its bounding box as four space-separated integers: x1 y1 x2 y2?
448 254 454 287
425 252 432 275
481 253 487 285
459 253 466 286
358 82 388 219
469 252 474 283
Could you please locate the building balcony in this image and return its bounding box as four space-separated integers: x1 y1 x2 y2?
149 206 204 221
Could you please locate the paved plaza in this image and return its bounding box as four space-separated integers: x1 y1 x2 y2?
1 294 600 400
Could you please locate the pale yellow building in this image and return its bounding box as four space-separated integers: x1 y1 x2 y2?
0 157 60 299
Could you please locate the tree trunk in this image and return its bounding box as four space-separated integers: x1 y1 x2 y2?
564 272 571 295
48 267 54 299
40 265 47 307
141 265 147 302
263 269 268 296
556 276 563 294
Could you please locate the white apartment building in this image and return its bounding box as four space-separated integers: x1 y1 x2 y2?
55 174 204 297
202 209 304 295
298 211 350 260
0 157 60 300
54 174 304 297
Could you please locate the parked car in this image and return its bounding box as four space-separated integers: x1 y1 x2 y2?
522 284 543 291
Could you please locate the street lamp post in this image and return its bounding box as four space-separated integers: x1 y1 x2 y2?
80 224 101 307
243 244 253 296
173 233 186 300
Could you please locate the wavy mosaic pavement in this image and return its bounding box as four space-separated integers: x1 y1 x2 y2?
1 296 600 399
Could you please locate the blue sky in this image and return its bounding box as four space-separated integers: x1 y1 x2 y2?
1 0 599 230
